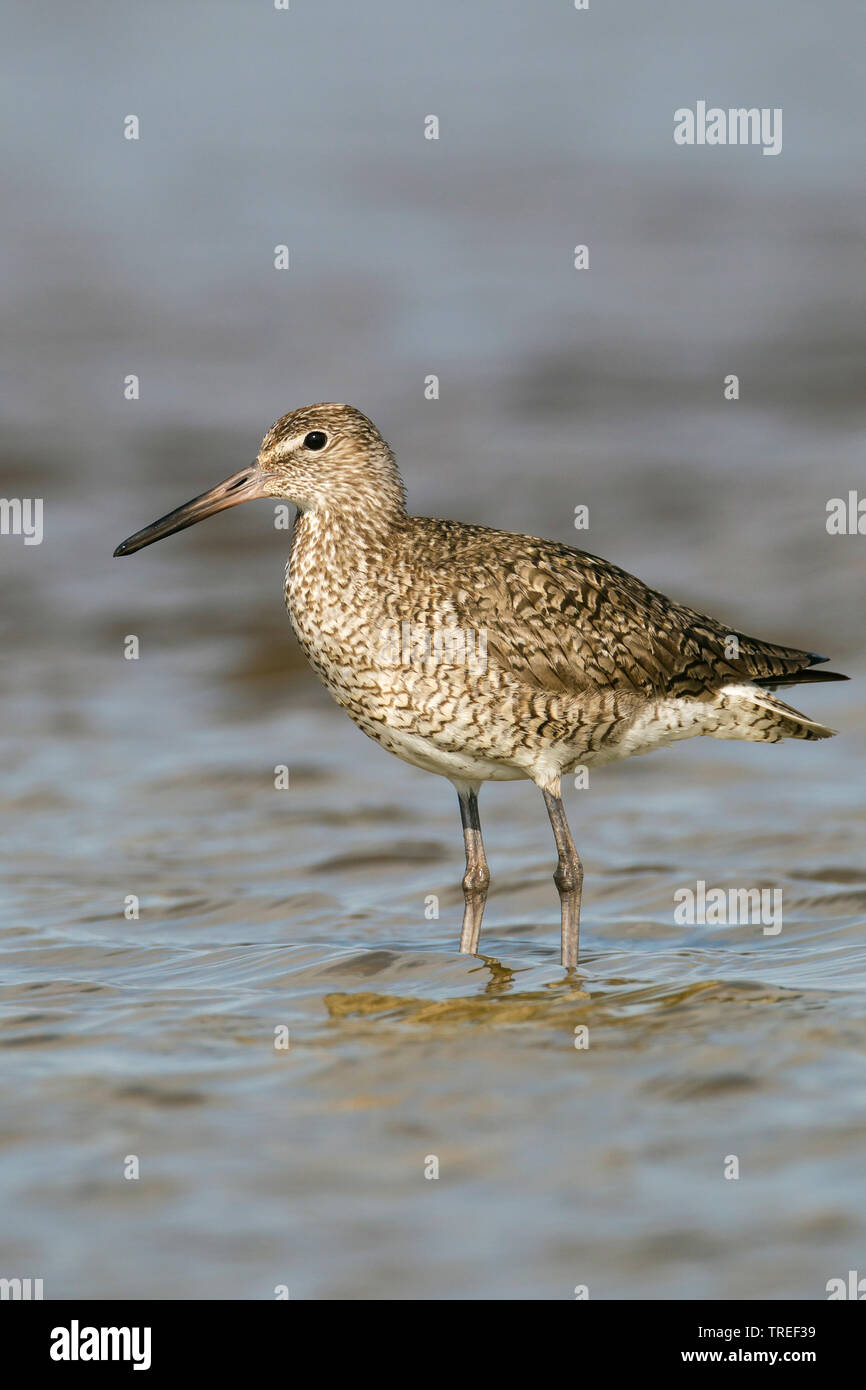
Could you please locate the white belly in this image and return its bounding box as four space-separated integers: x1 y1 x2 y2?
366 720 529 783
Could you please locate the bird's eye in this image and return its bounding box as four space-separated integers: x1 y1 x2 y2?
303 431 328 451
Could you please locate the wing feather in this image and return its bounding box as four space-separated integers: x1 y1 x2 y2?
406 520 826 699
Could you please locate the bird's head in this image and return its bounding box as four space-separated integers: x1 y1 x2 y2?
113 403 404 557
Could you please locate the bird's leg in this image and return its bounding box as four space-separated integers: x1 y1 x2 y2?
542 785 583 969
456 784 489 954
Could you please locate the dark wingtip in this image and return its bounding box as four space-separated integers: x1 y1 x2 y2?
754 669 849 689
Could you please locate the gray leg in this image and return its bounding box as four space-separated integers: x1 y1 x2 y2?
542 786 583 968
456 783 490 954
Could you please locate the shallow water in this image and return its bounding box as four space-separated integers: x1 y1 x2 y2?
2 632 864 1299
2 0 865 1300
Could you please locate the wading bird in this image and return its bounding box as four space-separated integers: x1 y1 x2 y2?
114 404 847 966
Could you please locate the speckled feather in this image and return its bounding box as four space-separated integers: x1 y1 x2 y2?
275 405 844 792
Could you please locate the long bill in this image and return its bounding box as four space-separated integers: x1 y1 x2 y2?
113 466 266 556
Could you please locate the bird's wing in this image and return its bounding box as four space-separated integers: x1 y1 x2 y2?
418 524 823 699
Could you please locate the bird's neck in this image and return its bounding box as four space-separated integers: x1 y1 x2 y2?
290 497 406 569
292 460 408 546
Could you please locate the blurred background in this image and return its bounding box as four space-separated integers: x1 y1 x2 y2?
1 0 864 1299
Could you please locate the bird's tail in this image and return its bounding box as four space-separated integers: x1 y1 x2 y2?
713 684 838 742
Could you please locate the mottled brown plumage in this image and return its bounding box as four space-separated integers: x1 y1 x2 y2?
114 402 848 967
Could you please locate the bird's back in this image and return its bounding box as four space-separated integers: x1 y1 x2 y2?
398 515 837 702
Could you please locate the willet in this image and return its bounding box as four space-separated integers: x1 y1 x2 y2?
114 403 847 967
